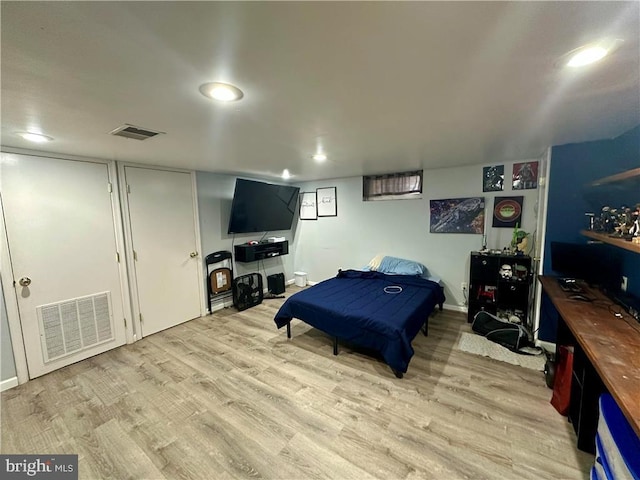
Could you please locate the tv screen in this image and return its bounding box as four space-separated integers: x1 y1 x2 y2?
227 179 300 234
550 241 622 290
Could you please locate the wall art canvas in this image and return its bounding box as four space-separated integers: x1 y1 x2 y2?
299 192 317 220
483 165 504 192
512 161 538 190
492 196 524 228
316 186 337 217
430 197 485 234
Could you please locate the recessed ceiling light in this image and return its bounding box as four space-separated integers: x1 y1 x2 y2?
562 38 623 68
199 82 244 102
312 153 327 162
282 169 291 179
567 46 608 67
16 132 53 143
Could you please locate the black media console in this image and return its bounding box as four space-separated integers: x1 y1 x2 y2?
234 240 289 263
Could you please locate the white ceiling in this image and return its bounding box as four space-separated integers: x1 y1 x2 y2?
2 2 639 182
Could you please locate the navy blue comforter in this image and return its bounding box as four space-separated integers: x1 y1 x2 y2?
274 269 445 373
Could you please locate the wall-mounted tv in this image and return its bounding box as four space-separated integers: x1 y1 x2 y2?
227 178 300 234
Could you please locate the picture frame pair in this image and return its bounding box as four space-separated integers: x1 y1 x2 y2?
482 161 539 192
300 187 337 220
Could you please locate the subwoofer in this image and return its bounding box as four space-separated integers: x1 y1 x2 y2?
267 273 285 295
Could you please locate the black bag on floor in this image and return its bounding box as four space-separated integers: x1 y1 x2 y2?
471 311 531 353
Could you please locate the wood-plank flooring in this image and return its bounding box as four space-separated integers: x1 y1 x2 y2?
1 287 593 479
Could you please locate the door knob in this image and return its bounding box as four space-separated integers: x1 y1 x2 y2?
190 252 199 258
18 277 32 287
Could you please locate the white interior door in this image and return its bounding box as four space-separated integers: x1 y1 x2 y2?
124 166 202 337
1 153 127 379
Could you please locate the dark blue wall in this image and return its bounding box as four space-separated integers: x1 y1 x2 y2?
540 125 640 342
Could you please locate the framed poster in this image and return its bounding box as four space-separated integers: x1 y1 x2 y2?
483 165 504 192
512 161 538 190
299 192 317 220
492 196 523 228
430 197 485 233
316 187 337 217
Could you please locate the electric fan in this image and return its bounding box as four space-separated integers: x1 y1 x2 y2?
232 273 264 311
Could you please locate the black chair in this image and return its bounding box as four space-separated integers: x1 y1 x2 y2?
205 251 233 313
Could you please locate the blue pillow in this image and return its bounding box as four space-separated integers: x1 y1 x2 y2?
377 256 429 276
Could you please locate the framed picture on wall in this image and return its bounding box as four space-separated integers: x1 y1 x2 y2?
492 196 523 228
430 197 485 233
299 192 317 220
512 161 538 190
316 187 337 217
483 165 504 192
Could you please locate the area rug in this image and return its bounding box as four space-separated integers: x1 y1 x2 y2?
455 332 545 371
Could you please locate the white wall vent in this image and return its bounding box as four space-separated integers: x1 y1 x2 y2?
37 292 114 363
109 124 164 140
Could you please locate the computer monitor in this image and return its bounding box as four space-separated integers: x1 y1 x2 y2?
550 241 622 291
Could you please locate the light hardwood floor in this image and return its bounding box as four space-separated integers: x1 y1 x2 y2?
1 287 593 479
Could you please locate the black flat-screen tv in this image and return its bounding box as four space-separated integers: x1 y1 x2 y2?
550 241 622 290
227 179 300 234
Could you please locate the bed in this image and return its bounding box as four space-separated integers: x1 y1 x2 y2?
274 265 445 378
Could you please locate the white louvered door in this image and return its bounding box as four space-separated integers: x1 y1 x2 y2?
1 153 127 379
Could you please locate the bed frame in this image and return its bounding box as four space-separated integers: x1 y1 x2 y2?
275 270 445 378
284 312 437 378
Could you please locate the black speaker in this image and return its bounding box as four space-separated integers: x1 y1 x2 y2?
267 273 285 295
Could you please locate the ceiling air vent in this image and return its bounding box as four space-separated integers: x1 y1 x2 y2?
109 124 164 141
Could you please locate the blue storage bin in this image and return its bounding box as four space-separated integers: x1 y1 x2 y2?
593 465 606 480
596 433 615 479
596 394 640 480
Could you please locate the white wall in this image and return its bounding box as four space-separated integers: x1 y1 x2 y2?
292 160 540 309
1 278 17 383
196 172 298 309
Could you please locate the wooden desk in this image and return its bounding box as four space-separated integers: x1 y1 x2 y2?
539 276 640 449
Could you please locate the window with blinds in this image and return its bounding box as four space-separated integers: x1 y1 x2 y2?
362 170 423 201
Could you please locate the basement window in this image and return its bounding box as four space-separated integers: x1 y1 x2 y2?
363 170 423 201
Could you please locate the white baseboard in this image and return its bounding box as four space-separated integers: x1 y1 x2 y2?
290 280 316 287
443 304 468 313
0 376 18 392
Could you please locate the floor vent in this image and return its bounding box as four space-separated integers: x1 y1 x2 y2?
109 124 164 140
37 292 114 363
